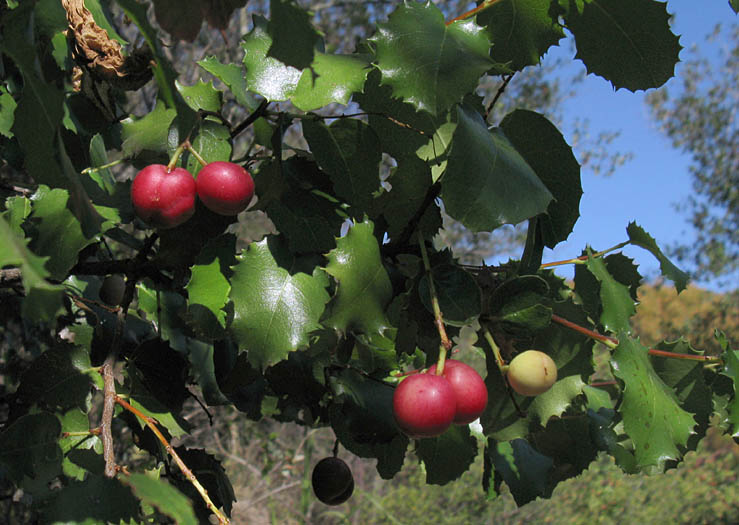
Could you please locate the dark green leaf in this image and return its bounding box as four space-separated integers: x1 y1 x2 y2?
479 0 565 70
17 345 95 412
186 121 232 176
229 239 330 370
564 0 681 91
120 102 177 158
489 438 553 505
268 0 319 70
242 16 301 101
719 339 738 437
372 2 492 115
171 448 235 519
0 413 61 483
121 473 197 525
627 221 690 292
611 337 696 470
0 86 17 138
441 105 553 232
500 109 581 248
42 475 139 523
302 118 381 215
324 220 393 336
418 264 482 326
416 425 478 485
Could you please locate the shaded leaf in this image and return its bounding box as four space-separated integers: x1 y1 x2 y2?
564 0 681 91
416 425 478 485
479 0 565 70
418 264 482 326
441 105 553 232
43 475 139 523
268 0 319 70
500 109 581 248
0 413 61 483
488 438 553 506
585 251 636 334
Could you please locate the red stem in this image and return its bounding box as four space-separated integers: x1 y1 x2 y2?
446 0 503 25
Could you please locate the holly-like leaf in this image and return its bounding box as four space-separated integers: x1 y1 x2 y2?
719 338 739 437
302 119 381 215
323 220 392 336
229 239 330 370
418 264 482 326
528 375 586 425
416 425 478 485
186 234 236 338
650 339 714 447
500 109 582 248
151 0 247 41
564 0 681 91
372 2 493 115
731 0 739 14
242 16 302 101
0 413 61 483
125 367 190 438
26 187 99 281
120 102 177 158
627 222 689 292
478 0 565 70
0 214 64 322
121 473 197 525
17 344 95 412
198 57 258 110
267 0 319 70
585 251 636 334
291 52 371 111
176 80 223 113
441 105 553 232
611 337 696 470
488 438 553 506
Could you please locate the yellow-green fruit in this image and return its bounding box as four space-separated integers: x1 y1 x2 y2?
507 350 557 396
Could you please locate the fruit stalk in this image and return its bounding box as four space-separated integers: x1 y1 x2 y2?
185 140 208 168
417 231 451 374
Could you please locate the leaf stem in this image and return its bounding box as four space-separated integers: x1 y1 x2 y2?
166 141 188 172
446 0 503 25
115 396 230 525
551 315 723 362
539 241 629 269
417 231 451 374
482 326 507 375
81 158 125 174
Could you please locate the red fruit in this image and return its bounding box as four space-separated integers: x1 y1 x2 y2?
131 164 196 229
428 360 488 425
196 161 255 216
393 373 456 438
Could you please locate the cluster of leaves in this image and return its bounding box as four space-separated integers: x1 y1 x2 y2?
0 0 737 522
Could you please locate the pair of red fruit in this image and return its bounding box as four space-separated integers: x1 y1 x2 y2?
393 360 488 439
131 161 254 229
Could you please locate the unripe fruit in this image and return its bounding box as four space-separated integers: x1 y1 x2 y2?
131 164 196 229
393 373 456 438
311 457 354 505
99 274 126 306
195 161 255 216
507 350 558 396
428 360 488 424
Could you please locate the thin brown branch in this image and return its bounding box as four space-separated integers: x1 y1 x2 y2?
485 73 514 120
446 0 504 25
231 99 270 139
115 396 230 525
101 354 118 477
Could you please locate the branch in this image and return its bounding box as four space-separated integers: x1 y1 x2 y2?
100 354 117 477
115 396 230 525
446 0 504 25
230 99 269 139
485 73 514 121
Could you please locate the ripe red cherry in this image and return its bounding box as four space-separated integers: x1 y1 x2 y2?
393 373 456 438
195 161 255 216
131 164 196 229
428 360 488 425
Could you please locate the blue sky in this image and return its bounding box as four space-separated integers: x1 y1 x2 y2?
529 1 736 291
